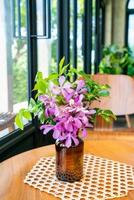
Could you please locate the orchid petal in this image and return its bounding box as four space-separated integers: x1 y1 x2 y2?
86 123 93 128
72 136 79 146
65 135 72 148
40 125 54 134
80 88 87 94
65 121 73 132
62 89 73 102
88 109 96 115
63 81 72 89
45 108 49 117
54 106 60 116
74 118 82 128
76 80 85 91
82 128 87 137
49 82 61 94
59 76 66 86
53 129 61 139
74 94 84 105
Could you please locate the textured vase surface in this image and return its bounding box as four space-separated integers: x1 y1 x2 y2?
55 138 84 182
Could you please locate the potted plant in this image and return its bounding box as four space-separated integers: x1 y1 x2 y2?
15 57 116 182
99 44 134 76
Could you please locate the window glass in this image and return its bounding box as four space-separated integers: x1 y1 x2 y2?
92 0 96 74
0 0 28 137
127 0 134 52
69 0 95 72
37 0 57 77
77 0 84 71
36 0 44 35
128 15 134 52
128 0 134 9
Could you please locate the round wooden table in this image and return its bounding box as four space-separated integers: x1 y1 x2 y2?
1 136 134 200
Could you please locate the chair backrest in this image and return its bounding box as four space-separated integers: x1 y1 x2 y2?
90 74 134 116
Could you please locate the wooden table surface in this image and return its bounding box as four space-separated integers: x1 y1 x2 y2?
0 134 134 200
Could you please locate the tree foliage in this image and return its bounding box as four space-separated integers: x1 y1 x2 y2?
13 0 28 104
99 44 134 76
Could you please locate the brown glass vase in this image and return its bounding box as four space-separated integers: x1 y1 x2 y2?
55 138 84 182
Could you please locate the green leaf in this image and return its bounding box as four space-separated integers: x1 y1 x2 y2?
98 45 134 76
33 80 47 93
59 57 65 73
101 115 111 122
35 71 43 82
127 64 134 76
60 63 70 75
78 70 87 77
38 81 47 92
35 93 40 99
104 111 116 120
28 98 38 113
29 98 36 107
101 84 111 89
114 66 122 74
69 68 78 74
22 110 32 120
38 110 46 124
47 73 58 80
15 113 24 130
95 108 116 122
98 90 110 97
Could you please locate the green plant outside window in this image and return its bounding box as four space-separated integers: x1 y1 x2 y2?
99 45 134 76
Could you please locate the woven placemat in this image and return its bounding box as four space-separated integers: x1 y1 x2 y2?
24 155 134 200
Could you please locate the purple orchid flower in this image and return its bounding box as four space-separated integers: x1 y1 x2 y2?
39 76 97 148
49 76 74 102
76 79 87 94
40 124 54 134
65 133 79 148
59 76 74 102
39 95 59 117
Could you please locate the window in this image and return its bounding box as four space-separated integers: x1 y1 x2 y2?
0 0 28 137
128 0 134 8
0 0 105 160
0 0 104 139
0 0 55 138
36 0 57 76
57 0 105 74
126 0 134 52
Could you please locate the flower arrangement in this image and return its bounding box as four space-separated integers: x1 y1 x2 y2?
15 57 116 148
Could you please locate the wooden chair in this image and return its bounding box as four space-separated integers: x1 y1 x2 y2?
0 112 16 132
90 74 134 131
